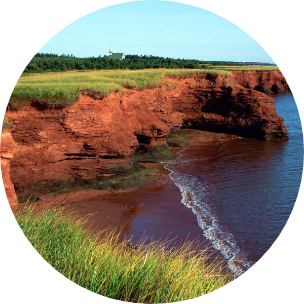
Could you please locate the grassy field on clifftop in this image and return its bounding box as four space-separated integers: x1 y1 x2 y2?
8 69 231 109
15 204 232 303
8 66 277 110
205 65 279 71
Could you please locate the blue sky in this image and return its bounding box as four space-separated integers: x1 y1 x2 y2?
39 1 274 63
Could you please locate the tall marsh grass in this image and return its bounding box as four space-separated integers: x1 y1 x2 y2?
15 204 233 303
9 69 232 109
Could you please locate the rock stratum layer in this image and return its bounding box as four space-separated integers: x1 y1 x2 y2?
1 71 289 207
1 132 18 208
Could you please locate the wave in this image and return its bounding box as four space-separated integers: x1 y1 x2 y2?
166 153 254 276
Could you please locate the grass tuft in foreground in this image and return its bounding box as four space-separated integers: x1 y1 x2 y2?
15 204 233 303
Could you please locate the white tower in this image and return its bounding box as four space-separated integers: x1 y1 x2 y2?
109 43 113 55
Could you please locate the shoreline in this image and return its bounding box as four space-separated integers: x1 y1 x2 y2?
31 151 179 234
2 70 290 209
29 130 238 247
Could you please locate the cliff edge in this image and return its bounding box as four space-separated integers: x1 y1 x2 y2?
1 70 289 207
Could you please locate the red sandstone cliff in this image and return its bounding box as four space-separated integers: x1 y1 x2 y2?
231 70 289 93
1 132 17 209
1 70 289 207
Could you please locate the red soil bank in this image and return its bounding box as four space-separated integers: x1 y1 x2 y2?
1 132 18 208
1 71 289 208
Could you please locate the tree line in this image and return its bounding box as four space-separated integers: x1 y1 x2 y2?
23 53 238 73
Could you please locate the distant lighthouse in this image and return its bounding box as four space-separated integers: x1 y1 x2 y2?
109 43 113 55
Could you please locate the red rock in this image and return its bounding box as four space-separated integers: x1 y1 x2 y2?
1 71 289 203
1 132 18 209
231 70 289 93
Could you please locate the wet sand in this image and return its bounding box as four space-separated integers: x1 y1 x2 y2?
55 161 208 246
36 131 238 249
107 174 208 244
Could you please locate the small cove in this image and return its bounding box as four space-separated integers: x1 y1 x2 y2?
101 92 302 275
54 92 302 276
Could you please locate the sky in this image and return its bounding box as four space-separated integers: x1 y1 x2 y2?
39 1 274 63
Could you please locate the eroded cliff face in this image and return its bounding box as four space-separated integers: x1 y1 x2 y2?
231 70 289 93
160 72 288 139
1 71 289 206
1 132 18 208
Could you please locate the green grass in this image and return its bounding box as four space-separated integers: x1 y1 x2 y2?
9 69 232 109
204 64 279 71
15 204 233 303
8 66 282 110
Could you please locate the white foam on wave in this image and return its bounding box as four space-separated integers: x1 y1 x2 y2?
165 158 254 276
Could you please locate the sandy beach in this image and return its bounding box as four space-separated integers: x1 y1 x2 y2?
36 157 208 245
31 131 238 251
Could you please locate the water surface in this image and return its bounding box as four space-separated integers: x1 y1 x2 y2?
85 93 303 276
167 93 303 275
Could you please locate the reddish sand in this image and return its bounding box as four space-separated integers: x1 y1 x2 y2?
36 134 237 246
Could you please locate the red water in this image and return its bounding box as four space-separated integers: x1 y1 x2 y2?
109 93 303 275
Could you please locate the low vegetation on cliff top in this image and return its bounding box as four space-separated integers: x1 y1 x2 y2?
205 65 279 71
15 204 232 303
8 65 278 110
8 69 231 110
